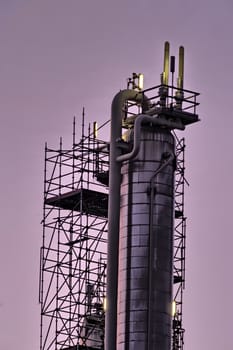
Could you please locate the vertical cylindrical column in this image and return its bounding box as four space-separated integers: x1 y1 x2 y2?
117 126 175 350
106 90 150 350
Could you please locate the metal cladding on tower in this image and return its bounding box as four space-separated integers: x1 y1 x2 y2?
106 42 199 350
118 128 175 349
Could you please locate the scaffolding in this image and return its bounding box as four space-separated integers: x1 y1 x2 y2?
39 116 109 350
172 134 186 350
39 83 198 350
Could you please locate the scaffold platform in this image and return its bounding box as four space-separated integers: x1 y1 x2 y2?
45 188 108 218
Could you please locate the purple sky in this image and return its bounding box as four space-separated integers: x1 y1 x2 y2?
1 1 233 349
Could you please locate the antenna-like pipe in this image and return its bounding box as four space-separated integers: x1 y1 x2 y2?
177 46 184 89
106 90 150 350
163 41 170 85
160 41 170 106
176 46 184 109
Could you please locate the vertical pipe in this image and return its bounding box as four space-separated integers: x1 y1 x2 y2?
176 46 184 109
178 46 184 90
72 117 76 190
163 41 170 85
106 90 149 350
40 142 48 350
160 41 170 106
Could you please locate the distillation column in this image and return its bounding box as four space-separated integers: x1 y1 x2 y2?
117 126 175 349
105 42 199 350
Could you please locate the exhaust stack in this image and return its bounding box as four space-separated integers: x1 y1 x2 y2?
162 41 170 85
177 46 184 89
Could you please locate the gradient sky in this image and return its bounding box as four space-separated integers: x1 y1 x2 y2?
1 1 233 349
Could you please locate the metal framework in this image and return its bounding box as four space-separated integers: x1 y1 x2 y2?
39 116 109 350
172 134 186 350
39 82 197 350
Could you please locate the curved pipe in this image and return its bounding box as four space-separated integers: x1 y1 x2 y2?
106 90 150 350
117 114 184 163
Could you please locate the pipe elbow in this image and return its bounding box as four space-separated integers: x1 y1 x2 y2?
111 89 150 122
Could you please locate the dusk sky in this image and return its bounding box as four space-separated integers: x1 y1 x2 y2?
1 1 233 349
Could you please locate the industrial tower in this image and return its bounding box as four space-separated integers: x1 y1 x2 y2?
39 42 199 350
